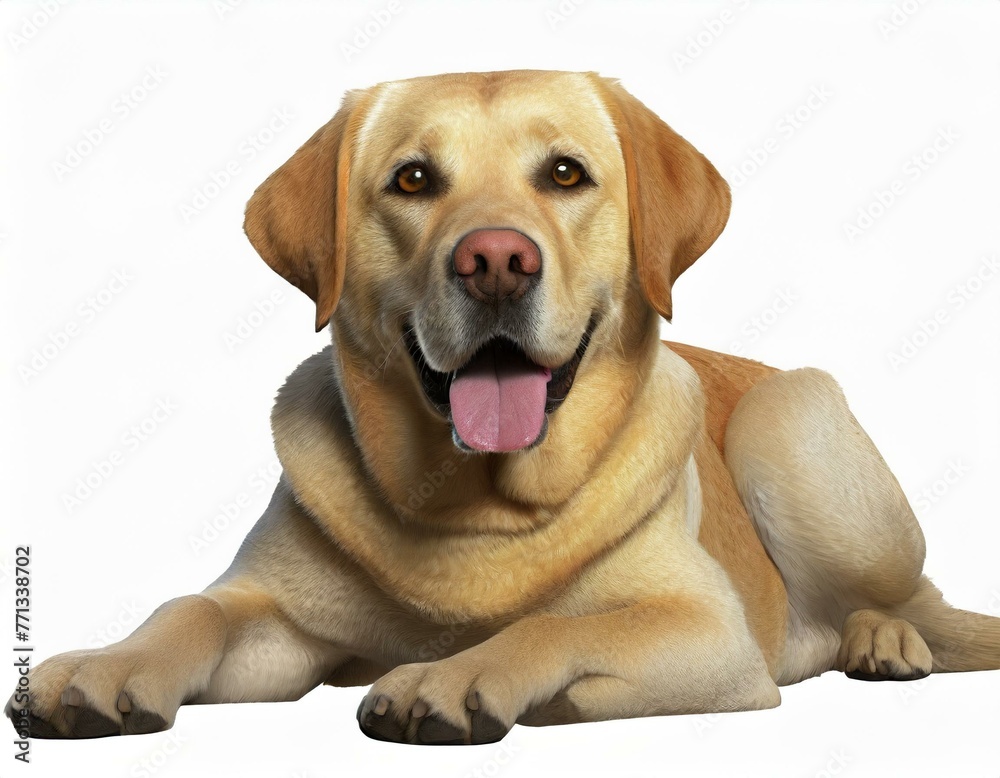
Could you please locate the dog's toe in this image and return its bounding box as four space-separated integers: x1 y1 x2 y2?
415 713 465 745
357 695 408 743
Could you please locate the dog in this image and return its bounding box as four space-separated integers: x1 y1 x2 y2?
8 70 999 745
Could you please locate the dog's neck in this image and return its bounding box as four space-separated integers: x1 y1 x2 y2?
271 309 705 620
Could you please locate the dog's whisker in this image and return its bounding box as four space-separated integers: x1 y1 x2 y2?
358 330 407 389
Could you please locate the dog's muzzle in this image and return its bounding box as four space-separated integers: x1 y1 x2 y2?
404 318 595 454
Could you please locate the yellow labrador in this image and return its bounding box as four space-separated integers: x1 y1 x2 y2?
9 70 999 745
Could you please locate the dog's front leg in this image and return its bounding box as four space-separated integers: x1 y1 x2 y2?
357 593 779 745
6 581 346 739
6 593 231 738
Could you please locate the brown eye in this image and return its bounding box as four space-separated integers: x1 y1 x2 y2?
396 163 429 193
552 158 583 187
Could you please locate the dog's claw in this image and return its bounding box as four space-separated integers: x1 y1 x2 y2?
357 696 407 743
410 699 428 718
61 686 83 707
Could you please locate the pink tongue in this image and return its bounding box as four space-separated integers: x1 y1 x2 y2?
449 347 551 453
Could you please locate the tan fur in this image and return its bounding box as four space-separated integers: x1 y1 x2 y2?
664 343 787 676
666 341 778 452
888 577 1000 673
9 70 998 744
244 89 372 331
591 77 732 321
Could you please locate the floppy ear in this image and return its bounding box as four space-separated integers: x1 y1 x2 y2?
244 90 369 332
593 77 731 321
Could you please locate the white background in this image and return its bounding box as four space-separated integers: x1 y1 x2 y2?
3 1 1000 776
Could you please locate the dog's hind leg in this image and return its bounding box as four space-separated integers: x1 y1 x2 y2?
723 367 933 684
725 367 1000 683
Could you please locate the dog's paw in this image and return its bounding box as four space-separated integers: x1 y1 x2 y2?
6 648 174 739
837 609 933 681
357 658 512 745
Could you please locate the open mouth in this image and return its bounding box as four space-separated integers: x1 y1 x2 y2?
403 318 595 453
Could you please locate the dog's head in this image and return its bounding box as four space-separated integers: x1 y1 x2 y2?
246 71 728 464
